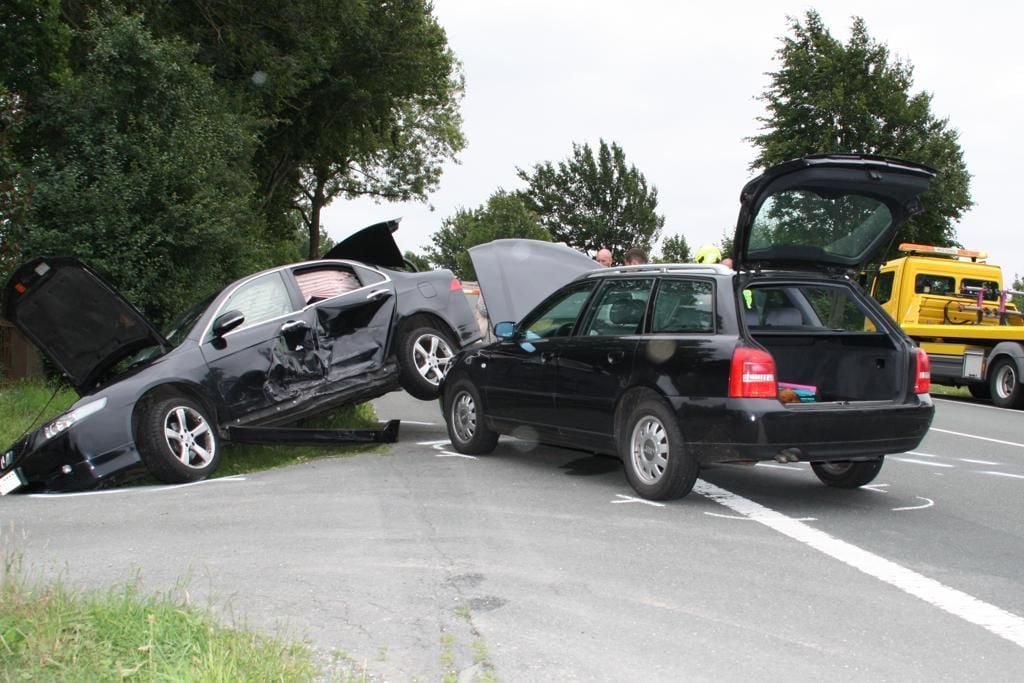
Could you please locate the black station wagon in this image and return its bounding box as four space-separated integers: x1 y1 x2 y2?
441 155 936 500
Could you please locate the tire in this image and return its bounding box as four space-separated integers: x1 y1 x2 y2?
810 457 884 488
398 324 457 400
444 379 499 455
136 395 221 484
967 383 991 400
988 357 1024 409
619 398 698 500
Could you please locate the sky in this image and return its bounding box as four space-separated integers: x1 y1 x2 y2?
321 1 1024 278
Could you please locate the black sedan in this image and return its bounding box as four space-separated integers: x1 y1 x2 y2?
442 155 936 500
0 223 480 494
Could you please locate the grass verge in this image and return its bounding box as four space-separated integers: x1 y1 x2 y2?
0 555 316 681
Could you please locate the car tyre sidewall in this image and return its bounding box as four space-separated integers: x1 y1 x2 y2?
620 398 697 500
137 395 221 484
988 357 1024 409
444 379 498 455
399 324 456 400
810 457 884 488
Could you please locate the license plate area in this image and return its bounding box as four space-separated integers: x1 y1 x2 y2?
0 468 26 495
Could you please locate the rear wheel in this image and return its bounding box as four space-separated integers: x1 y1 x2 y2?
620 398 697 500
988 357 1024 409
399 324 456 400
810 457 884 488
444 379 498 455
137 395 220 483
967 383 991 400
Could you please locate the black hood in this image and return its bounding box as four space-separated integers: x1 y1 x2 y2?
3 257 168 394
322 219 406 268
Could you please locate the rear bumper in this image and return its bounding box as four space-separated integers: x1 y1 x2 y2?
669 395 934 464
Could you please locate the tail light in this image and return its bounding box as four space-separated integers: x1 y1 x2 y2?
913 347 931 394
729 347 777 398
449 278 463 291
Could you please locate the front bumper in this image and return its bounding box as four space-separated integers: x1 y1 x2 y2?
669 395 935 464
0 429 144 494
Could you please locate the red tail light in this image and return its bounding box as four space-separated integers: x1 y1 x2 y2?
729 347 777 398
449 278 462 291
913 347 931 394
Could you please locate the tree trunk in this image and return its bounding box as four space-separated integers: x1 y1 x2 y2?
308 171 327 259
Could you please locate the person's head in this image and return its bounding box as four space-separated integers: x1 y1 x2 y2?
623 247 648 266
595 248 613 267
694 243 722 264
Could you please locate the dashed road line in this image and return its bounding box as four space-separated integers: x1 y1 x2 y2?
694 479 1024 649
610 494 665 507
978 471 1024 480
960 458 1001 465
892 457 954 468
930 428 1024 449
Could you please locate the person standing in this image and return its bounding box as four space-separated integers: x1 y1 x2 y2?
595 248 613 267
623 247 648 265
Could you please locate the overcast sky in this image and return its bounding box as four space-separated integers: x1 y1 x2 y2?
322 0 1024 277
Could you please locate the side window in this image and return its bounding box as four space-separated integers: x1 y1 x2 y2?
872 271 894 304
221 271 294 328
580 279 654 336
651 279 713 333
520 283 595 339
914 273 955 296
961 278 1000 301
293 266 362 304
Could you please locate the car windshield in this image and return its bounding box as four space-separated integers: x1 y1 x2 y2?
163 293 216 347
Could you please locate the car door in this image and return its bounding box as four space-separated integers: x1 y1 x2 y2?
201 270 318 421
482 281 596 432
291 263 398 388
553 278 654 448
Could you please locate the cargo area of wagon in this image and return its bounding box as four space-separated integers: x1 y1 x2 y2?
741 280 913 403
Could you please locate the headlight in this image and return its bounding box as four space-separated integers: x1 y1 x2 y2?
43 398 107 440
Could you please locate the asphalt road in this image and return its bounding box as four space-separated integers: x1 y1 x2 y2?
3 393 1023 681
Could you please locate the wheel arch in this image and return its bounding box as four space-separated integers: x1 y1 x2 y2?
987 341 1024 374
131 382 221 443
612 385 674 453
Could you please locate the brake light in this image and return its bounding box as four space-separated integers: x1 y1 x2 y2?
450 278 462 291
913 348 931 394
729 347 777 398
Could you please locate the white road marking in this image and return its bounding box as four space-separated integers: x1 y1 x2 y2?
862 484 890 493
892 497 934 512
755 463 805 471
705 511 817 522
28 476 248 498
933 397 1022 414
417 439 452 446
402 421 437 426
930 428 1024 449
979 471 1024 480
906 451 938 458
694 479 1024 649
891 457 954 468
960 458 1001 465
435 452 478 460
611 494 665 507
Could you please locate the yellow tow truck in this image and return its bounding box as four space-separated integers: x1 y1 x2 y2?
871 243 1024 408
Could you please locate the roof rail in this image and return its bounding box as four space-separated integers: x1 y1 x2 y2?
585 263 733 278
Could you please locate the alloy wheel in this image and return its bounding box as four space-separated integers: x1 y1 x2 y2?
163 405 216 469
630 416 669 484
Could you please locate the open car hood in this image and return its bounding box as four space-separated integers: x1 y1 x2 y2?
734 155 936 271
322 219 406 269
469 239 601 324
3 257 168 395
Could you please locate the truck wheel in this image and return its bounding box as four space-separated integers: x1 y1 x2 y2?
620 398 698 500
810 457 884 488
989 357 1024 409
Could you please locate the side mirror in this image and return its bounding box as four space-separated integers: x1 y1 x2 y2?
212 309 245 337
494 321 516 339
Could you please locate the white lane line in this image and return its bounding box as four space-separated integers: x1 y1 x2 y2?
960 458 1001 465
930 428 1024 449
906 451 938 458
705 511 817 522
979 471 1024 480
862 484 890 493
892 497 934 512
755 463 805 471
402 421 437 426
417 439 451 446
891 457 955 468
611 494 665 507
435 452 478 460
28 476 249 498
694 479 1024 649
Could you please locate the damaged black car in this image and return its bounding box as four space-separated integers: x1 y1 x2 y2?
0 222 480 494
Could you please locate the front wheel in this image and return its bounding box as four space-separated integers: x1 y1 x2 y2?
136 395 220 483
989 357 1024 409
398 324 456 400
444 379 499 455
810 457 884 488
620 398 697 500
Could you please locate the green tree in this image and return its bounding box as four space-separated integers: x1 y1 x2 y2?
655 234 691 263
8 9 268 324
403 250 431 272
517 139 664 261
1012 274 1024 312
427 190 550 280
749 11 971 260
140 0 466 258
